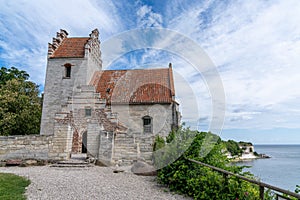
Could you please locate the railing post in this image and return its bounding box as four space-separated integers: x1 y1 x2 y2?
187 159 300 200
260 186 264 200
223 173 228 193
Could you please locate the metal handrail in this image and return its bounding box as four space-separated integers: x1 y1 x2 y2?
188 158 300 200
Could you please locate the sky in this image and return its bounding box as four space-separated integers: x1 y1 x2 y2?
1 0 300 144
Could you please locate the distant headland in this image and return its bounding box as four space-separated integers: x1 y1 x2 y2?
224 140 271 161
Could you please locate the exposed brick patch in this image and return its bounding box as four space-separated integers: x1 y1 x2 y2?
71 130 82 153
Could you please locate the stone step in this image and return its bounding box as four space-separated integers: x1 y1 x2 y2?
50 163 93 168
56 160 89 164
50 159 93 168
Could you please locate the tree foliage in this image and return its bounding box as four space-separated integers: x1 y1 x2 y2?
0 67 41 135
224 140 243 156
0 67 29 85
154 127 262 200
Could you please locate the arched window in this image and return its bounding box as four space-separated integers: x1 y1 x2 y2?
64 63 72 78
143 116 152 133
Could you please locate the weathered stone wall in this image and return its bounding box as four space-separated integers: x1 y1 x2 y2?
41 29 102 136
86 120 101 158
112 104 174 137
98 131 114 164
112 133 154 166
0 135 52 160
41 58 89 135
48 113 73 160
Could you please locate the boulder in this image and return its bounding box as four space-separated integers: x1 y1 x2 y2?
131 161 157 176
24 159 38 166
6 159 22 166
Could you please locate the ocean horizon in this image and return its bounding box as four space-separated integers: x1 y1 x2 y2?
236 144 300 192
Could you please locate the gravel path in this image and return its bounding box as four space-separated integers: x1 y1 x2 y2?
0 166 190 200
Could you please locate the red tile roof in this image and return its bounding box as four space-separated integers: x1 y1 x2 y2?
51 38 89 58
90 68 175 104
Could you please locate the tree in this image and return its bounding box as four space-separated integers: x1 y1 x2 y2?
154 128 261 199
224 140 243 156
0 67 41 135
0 67 29 85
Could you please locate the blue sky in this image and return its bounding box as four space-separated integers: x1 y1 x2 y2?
1 0 300 144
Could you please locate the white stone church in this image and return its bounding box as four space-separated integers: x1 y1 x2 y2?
39 29 180 165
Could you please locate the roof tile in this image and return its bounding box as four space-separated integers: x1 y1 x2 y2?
51 38 89 58
91 68 174 104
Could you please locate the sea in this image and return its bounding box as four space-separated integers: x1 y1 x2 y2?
236 145 300 192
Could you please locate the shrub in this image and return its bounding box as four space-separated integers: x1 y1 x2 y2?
154 127 261 200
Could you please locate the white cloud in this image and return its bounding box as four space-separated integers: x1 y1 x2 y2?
164 0 300 130
136 5 163 28
0 0 123 85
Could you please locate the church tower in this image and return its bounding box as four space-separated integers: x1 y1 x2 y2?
40 29 102 135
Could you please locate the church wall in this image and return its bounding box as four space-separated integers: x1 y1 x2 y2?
40 58 89 135
110 104 174 166
112 133 154 166
111 104 174 137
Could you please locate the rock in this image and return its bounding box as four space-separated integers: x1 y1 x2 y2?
131 161 157 176
6 159 22 166
113 169 125 173
259 154 271 159
95 159 112 167
24 159 38 166
86 156 96 163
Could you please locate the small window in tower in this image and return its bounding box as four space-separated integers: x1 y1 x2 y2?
143 116 152 133
85 108 92 117
64 63 72 78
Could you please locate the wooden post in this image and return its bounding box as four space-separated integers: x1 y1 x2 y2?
260 186 264 200
223 173 228 193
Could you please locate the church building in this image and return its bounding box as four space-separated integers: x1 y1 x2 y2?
40 29 180 165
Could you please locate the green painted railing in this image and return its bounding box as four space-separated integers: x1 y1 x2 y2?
188 158 300 200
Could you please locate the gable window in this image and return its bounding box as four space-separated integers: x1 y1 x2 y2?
143 116 152 133
85 107 92 117
64 63 72 78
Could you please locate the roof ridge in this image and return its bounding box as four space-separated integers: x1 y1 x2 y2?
102 67 169 72
66 37 90 39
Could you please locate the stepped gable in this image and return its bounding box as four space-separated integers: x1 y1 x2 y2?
91 66 175 105
48 28 100 58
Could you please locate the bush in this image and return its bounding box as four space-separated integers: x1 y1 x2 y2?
154 127 261 200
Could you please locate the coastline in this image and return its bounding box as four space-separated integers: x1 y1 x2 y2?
233 145 300 191
229 152 270 162
225 143 271 162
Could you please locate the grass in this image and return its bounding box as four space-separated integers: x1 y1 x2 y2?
0 173 30 200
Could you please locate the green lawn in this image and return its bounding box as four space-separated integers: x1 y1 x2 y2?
0 173 30 200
